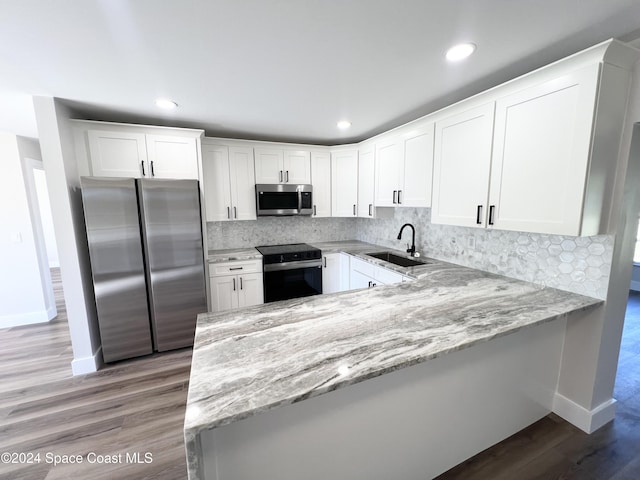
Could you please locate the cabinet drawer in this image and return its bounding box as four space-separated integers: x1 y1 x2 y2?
350 256 375 278
210 259 262 277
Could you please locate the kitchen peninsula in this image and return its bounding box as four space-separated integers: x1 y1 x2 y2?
184 243 602 480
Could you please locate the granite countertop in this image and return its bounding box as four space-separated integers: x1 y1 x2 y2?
207 247 262 263
185 252 603 445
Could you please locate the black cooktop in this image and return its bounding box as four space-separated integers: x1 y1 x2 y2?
255 243 321 263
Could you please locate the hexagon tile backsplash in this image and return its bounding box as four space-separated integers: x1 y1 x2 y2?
355 207 613 300
207 207 613 300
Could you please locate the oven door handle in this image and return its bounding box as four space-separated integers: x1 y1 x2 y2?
264 259 323 272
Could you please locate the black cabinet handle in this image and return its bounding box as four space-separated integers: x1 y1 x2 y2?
489 205 496 225
234 206 237 219
279 170 283 182
393 191 398 204
233 278 236 291
141 161 146 176
372 283 377 287
286 170 289 182
353 204 356 216
227 206 230 219
229 267 243 271
476 205 482 225
369 204 372 216
313 205 317 216
150 160 155 177
240 277 243 290
323 257 327 268
398 190 402 204
368 281 372 288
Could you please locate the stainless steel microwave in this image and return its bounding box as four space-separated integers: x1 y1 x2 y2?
255 184 313 216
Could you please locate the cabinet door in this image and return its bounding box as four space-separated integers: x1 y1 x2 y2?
311 152 331 217
283 151 311 184
238 273 264 308
432 103 495 227
374 266 403 285
87 130 147 178
488 64 600 235
331 150 358 217
401 123 434 207
202 144 232 221
375 137 402 207
145 135 199 179
210 275 239 312
350 269 374 291
254 148 283 184
358 144 375 217
340 253 351 290
322 253 342 294
229 147 257 220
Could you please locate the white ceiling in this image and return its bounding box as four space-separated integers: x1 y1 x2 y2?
1 0 640 145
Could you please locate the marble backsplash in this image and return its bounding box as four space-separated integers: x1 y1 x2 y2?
355 208 613 300
207 208 613 300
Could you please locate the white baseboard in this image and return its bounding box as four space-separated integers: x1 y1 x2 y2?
0 310 53 328
46 305 57 321
553 393 617 433
630 279 640 291
71 346 103 375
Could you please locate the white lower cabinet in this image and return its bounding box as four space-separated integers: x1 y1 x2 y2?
348 256 404 290
209 260 263 312
322 253 342 294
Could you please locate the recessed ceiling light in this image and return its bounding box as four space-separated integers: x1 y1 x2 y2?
445 43 476 62
337 120 352 130
154 98 178 110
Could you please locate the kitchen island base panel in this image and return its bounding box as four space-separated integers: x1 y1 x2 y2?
198 317 566 480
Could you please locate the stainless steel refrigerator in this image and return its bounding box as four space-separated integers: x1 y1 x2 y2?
81 177 207 363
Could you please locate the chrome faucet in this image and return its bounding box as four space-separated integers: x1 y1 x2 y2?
397 223 416 256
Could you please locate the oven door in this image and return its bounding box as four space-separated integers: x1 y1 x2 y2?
263 260 323 303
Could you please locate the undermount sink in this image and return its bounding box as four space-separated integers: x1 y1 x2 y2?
366 251 429 267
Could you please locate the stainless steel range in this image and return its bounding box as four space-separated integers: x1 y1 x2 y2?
255 243 323 303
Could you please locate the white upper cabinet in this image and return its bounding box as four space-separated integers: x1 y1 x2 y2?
88 130 148 178
202 143 256 221
374 122 434 208
145 135 199 179
284 150 312 184
311 152 331 217
331 149 358 217
375 136 402 207
358 142 375 218
487 64 600 235
431 103 496 228
86 127 200 180
254 148 311 184
400 124 434 207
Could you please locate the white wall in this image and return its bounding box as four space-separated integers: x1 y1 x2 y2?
0 134 56 327
33 97 102 375
33 168 59 267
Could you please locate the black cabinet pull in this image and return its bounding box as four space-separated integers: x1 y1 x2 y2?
476 205 482 225
489 205 496 225
313 205 317 216
369 204 372 216
240 277 243 290
393 191 398 204
234 206 237 219
353 204 356 216
368 281 372 288
398 190 402 204
286 170 289 182
372 283 377 287
229 267 243 271
233 278 236 291
141 161 146 176
323 257 327 268
279 170 283 182
150 160 155 177
227 206 230 219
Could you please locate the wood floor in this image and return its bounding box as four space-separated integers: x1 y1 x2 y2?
1 272 639 479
